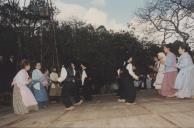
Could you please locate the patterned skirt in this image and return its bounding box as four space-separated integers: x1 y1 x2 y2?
13 86 38 115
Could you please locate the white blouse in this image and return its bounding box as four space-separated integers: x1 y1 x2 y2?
58 66 67 83
126 63 138 80
50 72 59 82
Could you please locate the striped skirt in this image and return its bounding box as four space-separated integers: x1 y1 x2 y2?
13 86 39 115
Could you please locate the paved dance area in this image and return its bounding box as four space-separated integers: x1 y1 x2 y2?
0 90 194 128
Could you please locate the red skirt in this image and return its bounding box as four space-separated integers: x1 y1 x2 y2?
160 71 177 96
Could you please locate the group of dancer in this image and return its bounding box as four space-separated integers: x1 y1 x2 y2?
116 43 194 106
12 60 92 114
11 42 194 115
153 43 194 99
58 62 92 111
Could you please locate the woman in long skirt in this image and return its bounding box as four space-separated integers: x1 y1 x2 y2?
153 52 166 94
160 44 177 97
49 67 61 102
175 43 194 98
31 62 48 108
12 60 38 114
120 54 139 105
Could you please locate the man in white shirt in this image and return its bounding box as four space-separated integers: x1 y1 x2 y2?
58 63 83 111
80 63 93 101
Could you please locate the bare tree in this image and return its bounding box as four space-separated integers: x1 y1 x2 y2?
136 0 194 43
170 0 194 12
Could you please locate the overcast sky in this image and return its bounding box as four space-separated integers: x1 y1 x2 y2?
53 0 146 31
19 0 146 31
18 0 194 44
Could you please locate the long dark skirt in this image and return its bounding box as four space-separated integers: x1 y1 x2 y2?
122 78 136 103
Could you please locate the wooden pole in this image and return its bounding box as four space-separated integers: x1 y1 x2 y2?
49 0 60 70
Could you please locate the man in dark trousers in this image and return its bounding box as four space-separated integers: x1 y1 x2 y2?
117 64 126 103
79 63 93 101
58 62 83 111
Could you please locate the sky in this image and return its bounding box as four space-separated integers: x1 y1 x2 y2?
19 0 146 31
53 0 146 31
18 0 194 44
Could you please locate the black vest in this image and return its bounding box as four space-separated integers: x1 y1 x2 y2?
120 64 133 81
65 67 75 82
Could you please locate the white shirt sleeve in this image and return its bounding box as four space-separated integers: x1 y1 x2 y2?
58 67 67 83
117 69 120 76
126 64 138 80
81 70 87 85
